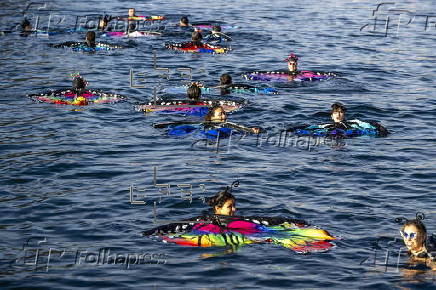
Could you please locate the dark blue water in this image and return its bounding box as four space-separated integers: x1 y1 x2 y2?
1 0 435 289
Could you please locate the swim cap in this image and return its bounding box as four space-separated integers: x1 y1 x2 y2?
284 53 299 62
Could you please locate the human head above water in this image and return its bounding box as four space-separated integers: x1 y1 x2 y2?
85 31 96 46
187 83 201 100
72 75 87 91
205 105 227 123
191 30 203 43
212 25 221 33
180 16 189 26
285 53 298 73
397 213 427 254
98 15 111 30
331 102 347 123
220 73 232 85
128 8 136 17
21 19 32 31
207 189 236 216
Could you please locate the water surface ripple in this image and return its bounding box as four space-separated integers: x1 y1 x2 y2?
1 0 435 289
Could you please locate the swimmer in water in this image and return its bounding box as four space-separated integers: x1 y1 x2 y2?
205 105 261 134
287 102 389 137
71 75 89 105
21 19 32 31
285 52 338 79
191 30 203 47
85 31 96 47
207 188 236 216
19 19 33 37
128 8 136 18
72 75 88 93
50 31 122 50
142 184 238 238
329 102 349 129
126 8 137 32
328 102 388 135
187 83 202 101
285 53 299 74
204 25 232 44
216 73 277 95
205 105 227 123
50 31 95 48
219 73 233 87
180 16 190 27
397 214 436 270
97 15 113 31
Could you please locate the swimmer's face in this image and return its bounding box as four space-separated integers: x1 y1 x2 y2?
331 109 345 123
214 199 236 216
128 8 135 17
210 107 227 122
288 60 297 72
99 19 107 29
401 224 425 252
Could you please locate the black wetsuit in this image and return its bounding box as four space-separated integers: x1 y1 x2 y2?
143 215 309 236
219 83 257 95
50 41 96 49
414 235 436 260
288 120 389 137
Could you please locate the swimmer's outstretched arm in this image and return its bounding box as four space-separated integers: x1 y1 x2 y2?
224 121 261 134
368 121 389 137
49 41 77 48
153 121 201 129
215 32 232 41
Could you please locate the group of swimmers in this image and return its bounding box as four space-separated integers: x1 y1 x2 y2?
187 187 435 269
17 8 433 270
